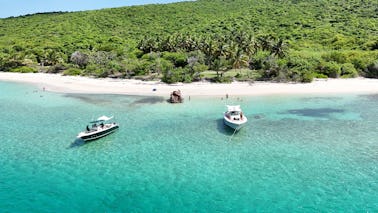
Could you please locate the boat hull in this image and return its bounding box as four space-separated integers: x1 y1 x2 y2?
223 116 248 131
78 125 119 142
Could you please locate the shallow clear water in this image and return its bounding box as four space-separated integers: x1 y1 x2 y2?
0 81 377 212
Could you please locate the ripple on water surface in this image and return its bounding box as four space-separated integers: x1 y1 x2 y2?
0 82 377 212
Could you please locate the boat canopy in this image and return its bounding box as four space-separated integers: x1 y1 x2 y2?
90 115 113 123
227 105 241 112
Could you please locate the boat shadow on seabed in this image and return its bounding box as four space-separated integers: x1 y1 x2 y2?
68 135 117 148
216 114 264 136
216 118 238 136
68 138 86 148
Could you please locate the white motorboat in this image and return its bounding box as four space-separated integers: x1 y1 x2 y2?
223 105 248 130
77 115 119 142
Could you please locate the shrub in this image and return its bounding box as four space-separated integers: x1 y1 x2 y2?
63 68 82 76
284 69 301 82
141 52 160 61
162 52 188 67
301 72 314 83
347 51 378 74
322 51 347 63
329 34 354 50
286 55 310 70
162 67 187 84
47 64 66 73
286 51 322 74
313 73 328 79
250 51 270 70
122 59 151 76
107 61 123 72
83 64 110 77
10 66 37 73
183 74 193 83
96 69 111 78
274 69 290 82
134 60 151 76
149 58 174 74
340 63 358 78
1 60 24 71
317 61 341 78
123 58 140 76
133 49 144 58
83 64 99 75
187 50 205 64
364 61 378 78
192 64 208 73
175 67 193 83
365 40 378 50
192 72 202 81
213 75 232 83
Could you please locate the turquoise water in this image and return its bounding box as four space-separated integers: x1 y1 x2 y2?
0 81 377 212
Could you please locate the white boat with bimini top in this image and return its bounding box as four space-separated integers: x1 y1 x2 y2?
223 105 248 130
77 115 119 141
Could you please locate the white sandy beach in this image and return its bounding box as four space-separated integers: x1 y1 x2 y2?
0 72 377 97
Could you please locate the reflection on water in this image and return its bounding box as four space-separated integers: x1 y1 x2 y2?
130 96 165 106
360 93 378 101
65 93 165 107
65 94 120 106
285 108 344 118
300 96 343 102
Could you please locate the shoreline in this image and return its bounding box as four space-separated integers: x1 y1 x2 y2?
0 72 377 97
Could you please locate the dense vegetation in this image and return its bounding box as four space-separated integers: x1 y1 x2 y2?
0 0 377 83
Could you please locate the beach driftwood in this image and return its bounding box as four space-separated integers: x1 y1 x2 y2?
169 90 183 103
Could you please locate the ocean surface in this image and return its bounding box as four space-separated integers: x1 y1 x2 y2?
0 81 377 212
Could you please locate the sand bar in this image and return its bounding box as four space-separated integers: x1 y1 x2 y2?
0 72 377 97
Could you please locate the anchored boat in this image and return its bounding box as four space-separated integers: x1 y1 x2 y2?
223 105 248 130
77 115 119 141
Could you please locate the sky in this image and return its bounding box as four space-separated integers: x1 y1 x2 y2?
0 0 189 18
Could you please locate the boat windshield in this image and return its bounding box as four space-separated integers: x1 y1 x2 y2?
230 111 240 116
90 115 113 123
227 105 241 112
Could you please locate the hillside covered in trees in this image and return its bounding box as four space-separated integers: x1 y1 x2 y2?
0 0 377 83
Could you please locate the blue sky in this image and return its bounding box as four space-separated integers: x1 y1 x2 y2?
0 0 189 18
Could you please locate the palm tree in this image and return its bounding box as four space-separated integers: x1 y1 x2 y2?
160 36 175 52
212 57 228 79
270 38 288 58
43 49 63 66
257 35 274 51
199 38 216 69
242 34 258 57
229 44 249 69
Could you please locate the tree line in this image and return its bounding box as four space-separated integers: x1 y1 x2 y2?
0 0 377 82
